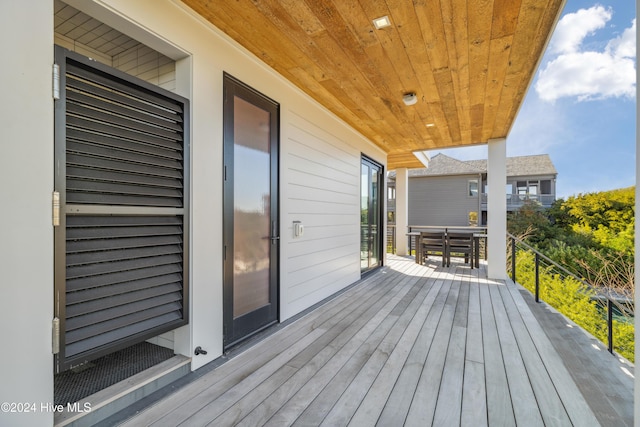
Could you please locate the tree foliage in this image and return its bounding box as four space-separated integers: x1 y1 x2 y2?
508 187 635 362
562 187 635 255
509 187 635 296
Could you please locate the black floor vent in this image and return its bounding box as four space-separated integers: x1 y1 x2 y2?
54 342 174 405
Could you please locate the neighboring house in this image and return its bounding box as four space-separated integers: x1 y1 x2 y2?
388 153 558 226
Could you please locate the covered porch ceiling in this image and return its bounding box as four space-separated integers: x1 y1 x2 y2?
183 0 565 170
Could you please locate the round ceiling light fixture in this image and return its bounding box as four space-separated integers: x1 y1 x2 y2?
403 92 417 106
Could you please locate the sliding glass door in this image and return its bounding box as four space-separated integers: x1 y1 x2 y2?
361 156 383 273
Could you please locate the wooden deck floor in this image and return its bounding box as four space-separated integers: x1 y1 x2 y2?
119 255 630 426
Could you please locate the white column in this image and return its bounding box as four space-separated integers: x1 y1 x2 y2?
635 102 639 422
487 138 507 279
395 168 409 256
0 2 54 426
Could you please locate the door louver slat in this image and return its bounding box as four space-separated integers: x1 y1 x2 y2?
66 141 183 169
66 273 183 304
66 301 183 342
66 284 182 319
64 215 185 359
67 90 183 132
66 313 182 358
66 63 183 113
67 128 183 160
66 76 183 122
67 102 182 141
66 264 184 292
67 235 183 253
55 47 189 371
68 116 181 149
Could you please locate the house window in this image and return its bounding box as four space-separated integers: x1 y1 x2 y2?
468 179 479 197
517 181 527 195
541 180 552 194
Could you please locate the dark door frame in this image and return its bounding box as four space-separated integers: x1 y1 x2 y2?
361 155 384 274
222 73 280 349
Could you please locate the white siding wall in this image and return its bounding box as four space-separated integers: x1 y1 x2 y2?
408 175 480 226
281 114 362 318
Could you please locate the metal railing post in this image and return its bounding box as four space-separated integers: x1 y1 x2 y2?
511 237 516 283
607 299 613 354
534 253 540 303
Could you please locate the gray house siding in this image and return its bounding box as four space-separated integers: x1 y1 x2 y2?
408 175 480 226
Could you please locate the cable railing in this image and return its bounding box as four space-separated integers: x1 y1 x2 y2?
507 233 634 362
386 224 396 254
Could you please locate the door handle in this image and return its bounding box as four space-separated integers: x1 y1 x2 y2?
270 221 279 243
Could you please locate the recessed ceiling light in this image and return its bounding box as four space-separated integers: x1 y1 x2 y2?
372 16 391 29
425 123 435 128
402 92 417 106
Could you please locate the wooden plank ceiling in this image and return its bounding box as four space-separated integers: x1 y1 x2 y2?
183 0 565 169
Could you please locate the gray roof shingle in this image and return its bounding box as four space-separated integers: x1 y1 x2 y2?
389 153 557 179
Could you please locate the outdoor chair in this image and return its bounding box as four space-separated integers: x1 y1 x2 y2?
446 232 474 268
420 231 447 267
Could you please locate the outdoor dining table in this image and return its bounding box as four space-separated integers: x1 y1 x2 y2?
407 229 486 267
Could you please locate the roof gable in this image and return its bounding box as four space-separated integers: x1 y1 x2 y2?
409 153 484 177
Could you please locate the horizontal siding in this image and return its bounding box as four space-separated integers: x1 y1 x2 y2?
409 175 480 227
282 114 363 318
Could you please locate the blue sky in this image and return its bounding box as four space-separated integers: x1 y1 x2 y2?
429 2 636 199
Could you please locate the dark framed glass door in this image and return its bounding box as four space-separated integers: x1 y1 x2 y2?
361 156 383 273
223 74 279 349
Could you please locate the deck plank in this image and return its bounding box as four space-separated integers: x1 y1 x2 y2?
291 272 428 426
404 278 461 426
233 266 427 427
117 256 629 427
497 283 572 427
129 264 410 427
318 272 436 426
461 267 487 427
375 271 452 426
266 263 430 426
502 281 601 427
489 284 544 427
347 277 445 426
479 282 516 426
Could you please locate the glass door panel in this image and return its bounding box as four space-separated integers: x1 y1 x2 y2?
233 97 271 317
361 157 383 273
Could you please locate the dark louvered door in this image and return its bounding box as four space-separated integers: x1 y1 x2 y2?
54 46 189 372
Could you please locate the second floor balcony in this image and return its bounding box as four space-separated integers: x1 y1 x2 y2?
481 193 556 210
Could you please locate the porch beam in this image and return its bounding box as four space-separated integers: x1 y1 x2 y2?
487 138 507 279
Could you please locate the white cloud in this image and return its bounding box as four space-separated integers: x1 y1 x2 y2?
549 5 611 54
535 6 636 102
